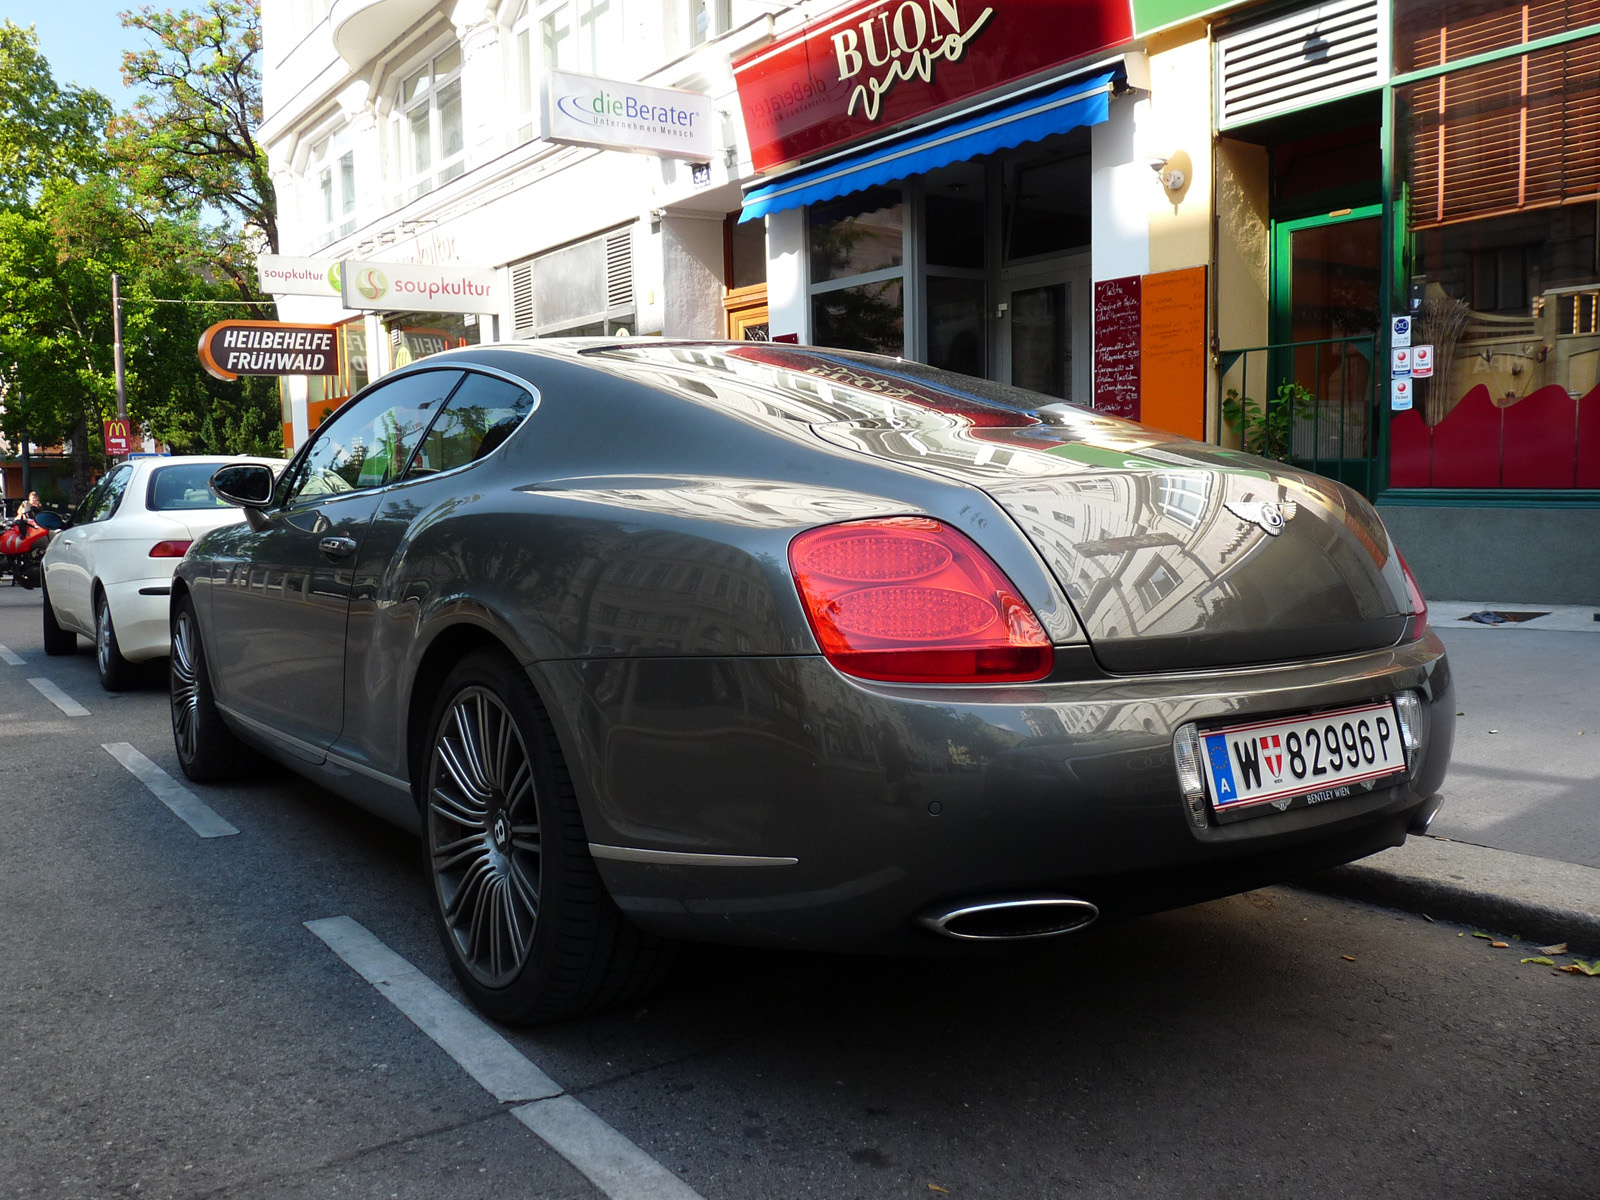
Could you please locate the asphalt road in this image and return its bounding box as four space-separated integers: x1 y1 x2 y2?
2 585 1597 1200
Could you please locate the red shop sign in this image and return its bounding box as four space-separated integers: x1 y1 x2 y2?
732 0 1133 173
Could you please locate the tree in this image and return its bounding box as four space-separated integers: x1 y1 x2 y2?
0 22 112 208
112 0 276 258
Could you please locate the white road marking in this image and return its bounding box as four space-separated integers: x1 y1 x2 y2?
28 677 88 716
513 1096 705 1200
0 644 23 666
306 916 704 1200
103 743 239 838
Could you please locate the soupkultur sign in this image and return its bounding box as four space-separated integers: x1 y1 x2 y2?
545 70 716 160
198 320 341 382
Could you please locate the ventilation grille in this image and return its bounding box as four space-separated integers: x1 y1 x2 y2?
605 230 634 310
511 259 535 338
1217 0 1384 129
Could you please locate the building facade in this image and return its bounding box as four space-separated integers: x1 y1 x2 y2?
259 0 1600 601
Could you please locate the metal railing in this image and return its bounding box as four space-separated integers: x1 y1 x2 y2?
1216 335 1378 496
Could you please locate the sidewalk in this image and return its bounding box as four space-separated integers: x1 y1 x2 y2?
1299 600 1600 954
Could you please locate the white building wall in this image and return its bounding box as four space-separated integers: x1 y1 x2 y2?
1090 95 1154 284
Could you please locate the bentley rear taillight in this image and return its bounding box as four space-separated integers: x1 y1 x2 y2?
1397 551 1429 640
788 517 1053 683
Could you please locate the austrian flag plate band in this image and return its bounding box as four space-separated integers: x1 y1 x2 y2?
1198 700 1408 821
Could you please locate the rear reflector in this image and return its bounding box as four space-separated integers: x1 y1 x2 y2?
149 541 193 558
789 517 1052 683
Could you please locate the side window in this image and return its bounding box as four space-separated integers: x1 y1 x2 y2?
406 372 536 477
84 465 134 523
285 370 465 504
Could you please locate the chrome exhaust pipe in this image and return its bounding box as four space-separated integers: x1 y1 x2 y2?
918 895 1099 941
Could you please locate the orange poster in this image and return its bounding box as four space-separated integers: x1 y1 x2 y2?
1140 267 1207 441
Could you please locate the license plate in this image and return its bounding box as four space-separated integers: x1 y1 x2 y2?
1199 701 1407 823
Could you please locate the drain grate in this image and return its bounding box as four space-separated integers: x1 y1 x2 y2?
1460 610 1550 625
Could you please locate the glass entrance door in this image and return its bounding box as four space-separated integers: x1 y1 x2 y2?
1270 205 1382 487
999 258 1091 403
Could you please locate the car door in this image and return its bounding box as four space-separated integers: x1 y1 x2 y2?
337 368 540 780
205 368 465 758
48 464 135 632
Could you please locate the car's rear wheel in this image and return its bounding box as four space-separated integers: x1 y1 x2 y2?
170 595 243 781
423 650 673 1023
41 577 76 655
95 592 138 691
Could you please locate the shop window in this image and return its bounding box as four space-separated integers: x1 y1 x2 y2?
388 313 484 367
1393 33 1600 488
1394 0 1600 74
1004 143 1091 262
307 319 371 433
391 45 465 202
309 126 356 247
808 188 904 356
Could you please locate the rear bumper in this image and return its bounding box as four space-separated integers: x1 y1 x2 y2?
535 632 1454 952
104 575 179 661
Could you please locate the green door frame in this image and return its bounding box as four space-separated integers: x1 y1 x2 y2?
1268 203 1384 343
1269 204 1384 494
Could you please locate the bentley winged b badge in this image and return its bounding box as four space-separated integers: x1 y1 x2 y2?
1225 499 1298 536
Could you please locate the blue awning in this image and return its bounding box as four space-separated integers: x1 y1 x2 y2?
739 70 1118 223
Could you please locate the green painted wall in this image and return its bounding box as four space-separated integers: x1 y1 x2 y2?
1132 0 1238 35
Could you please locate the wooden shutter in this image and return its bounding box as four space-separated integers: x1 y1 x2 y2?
1408 35 1600 228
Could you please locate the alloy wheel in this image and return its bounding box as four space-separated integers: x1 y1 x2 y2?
170 610 200 763
428 686 542 988
96 604 112 675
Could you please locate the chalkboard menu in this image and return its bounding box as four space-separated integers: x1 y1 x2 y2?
1094 276 1141 420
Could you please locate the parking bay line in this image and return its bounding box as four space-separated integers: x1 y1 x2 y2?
102 743 239 838
29 677 89 717
0 643 23 666
305 916 704 1200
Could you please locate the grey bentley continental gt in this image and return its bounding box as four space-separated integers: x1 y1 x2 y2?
173 340 1453 1023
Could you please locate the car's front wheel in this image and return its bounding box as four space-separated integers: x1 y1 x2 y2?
423 650 672 1023
41 577 76 655
95 592 138 691
170 595 243 781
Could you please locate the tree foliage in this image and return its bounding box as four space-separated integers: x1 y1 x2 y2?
112 0 275 254
0 8 281 499
0 22 112 208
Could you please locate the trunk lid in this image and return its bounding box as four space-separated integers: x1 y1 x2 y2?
811 403 1410 674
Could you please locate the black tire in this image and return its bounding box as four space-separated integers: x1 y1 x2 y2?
40 577 76 656
170 594 244 782
422 649 674 1023
94 591 139 692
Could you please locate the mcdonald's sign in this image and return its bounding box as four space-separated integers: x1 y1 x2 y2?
103 419 132 456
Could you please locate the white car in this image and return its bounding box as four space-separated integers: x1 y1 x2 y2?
42 455 284 689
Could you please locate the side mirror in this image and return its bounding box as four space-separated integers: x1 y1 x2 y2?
211 463 275 531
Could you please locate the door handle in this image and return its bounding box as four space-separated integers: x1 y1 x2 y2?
319 536 358 558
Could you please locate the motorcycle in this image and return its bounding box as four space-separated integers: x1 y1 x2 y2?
1 510 61 589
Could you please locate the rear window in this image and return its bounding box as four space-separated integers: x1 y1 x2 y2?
146 463 235 511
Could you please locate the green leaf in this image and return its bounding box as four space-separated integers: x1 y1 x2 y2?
1571 959 1600 977
1520 957 1557 966
1472 931 1493 940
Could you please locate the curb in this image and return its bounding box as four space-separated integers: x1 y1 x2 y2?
1296 835 1600 957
